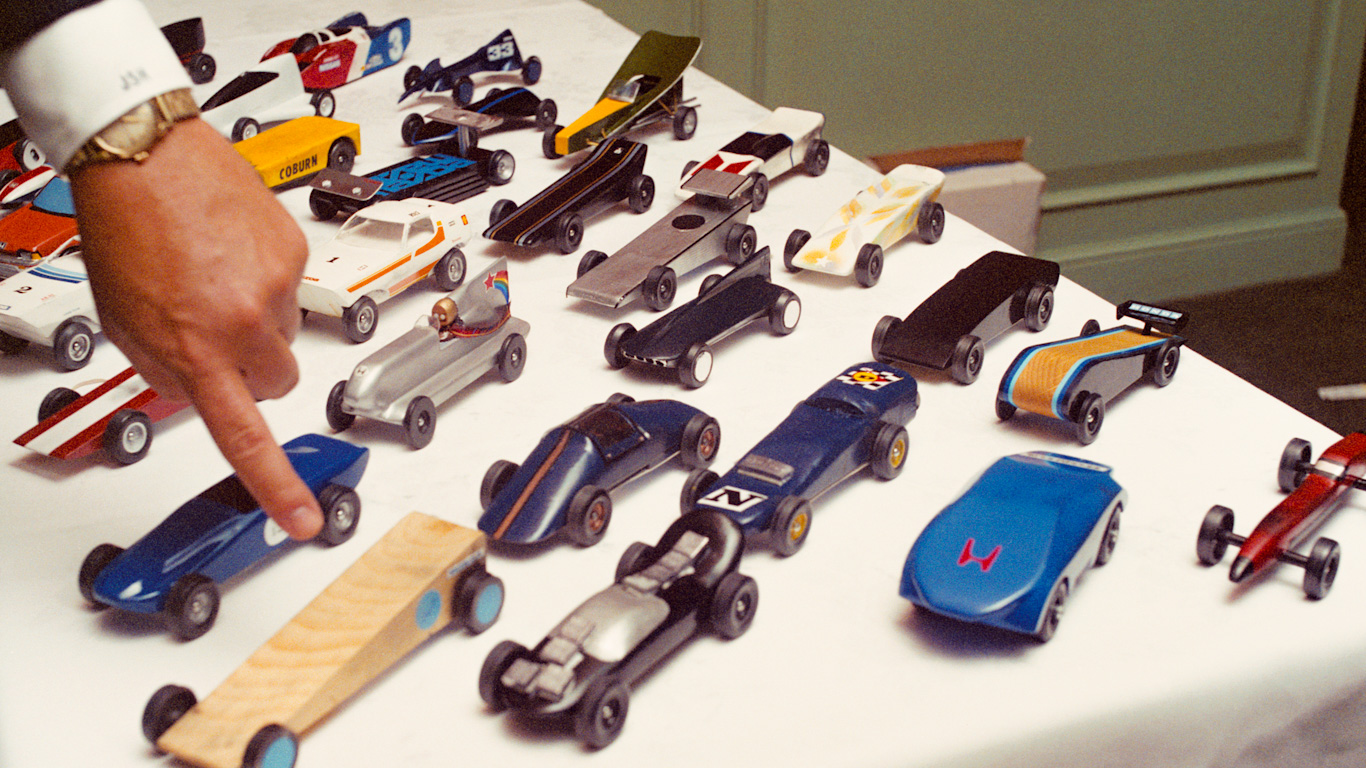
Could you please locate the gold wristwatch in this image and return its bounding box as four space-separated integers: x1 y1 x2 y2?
64 88 201 173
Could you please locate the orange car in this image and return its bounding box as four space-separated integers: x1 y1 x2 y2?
0 177 78 278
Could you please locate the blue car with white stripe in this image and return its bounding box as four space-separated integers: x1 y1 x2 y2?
76 434 369 641
899 452 1125 641
682 361 918 556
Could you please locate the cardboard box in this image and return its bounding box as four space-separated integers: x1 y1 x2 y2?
869 139 1045 256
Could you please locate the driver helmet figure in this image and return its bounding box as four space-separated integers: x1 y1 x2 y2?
432 297 460 340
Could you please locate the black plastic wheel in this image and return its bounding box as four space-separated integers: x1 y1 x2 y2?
918 201 946 243
604 323 636 369
574 677 630 749
455 567 504 634
804 139 830 176
771 497 812 557
433 248 466 291
1024 284 1054 332
326 136 355 173
768 291 801 336
480 460 519 511
534 98 557 129
165 574 219 641
1304 537 1341 599
142 684 196 743
709 571 759 639
628 174 655 213
1196 505 1235 565
554 211 583 254
699 273 722 296
452 76 474 107
316 484 361 546
498 333 527 382
489 198 517 227
949 335 984 385
522 56 543 85
400 112 424 146
1074 392 1105 445
479 640 525 710
342 296 378 343
53 318 95 370
104 409 152 465
871 315 900 361
995 398 1017 421
542 125 563 159
1080 319 1101 336
566 486 612 547
1151 342 1180 387
854 243 883 288
680 414 721 468
870 422 909 480
679 341 713 389
784 229 811 272
643 265 677 312
1278 438 1313 492
748 172 769 211
484 149 515 185
680 468 718 513
672 106 697 140
39 386 81 422
404 396 437 450
578 249 608 278
325 380 355 432
725 223 757 263
78 543 124 605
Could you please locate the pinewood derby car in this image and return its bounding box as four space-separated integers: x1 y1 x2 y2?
77 434 368 641
785 164 946 287
202 54 337 142
0 177 78 278
546 30 700 158
325 259 528 449
677 106 829 207
399 29 541 107
298 198 471 342
0 248 100 370
308 150 513 222
400 88 557 150
234 116 359 189
14 367 189 465
1196 433 1366 599
566 169 757 312
143 513 503 768
478 395 720 547
161 17 215 84
996 301 1188 444
0 165 57 209
262 12 411 91
682 362 918 556
0 119 45 183
900 452 1125 641
484 137 653 254
479 509 756 750
873 251 1060 384
603 249 800 388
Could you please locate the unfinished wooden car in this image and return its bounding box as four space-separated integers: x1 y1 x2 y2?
143 513 503 768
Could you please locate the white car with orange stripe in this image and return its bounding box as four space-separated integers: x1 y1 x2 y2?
14 367 188 465
298 199 472 342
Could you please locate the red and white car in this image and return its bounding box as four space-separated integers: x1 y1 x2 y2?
298 199 473 343
14 367 188 465
677 107 829 208
262 13 411 92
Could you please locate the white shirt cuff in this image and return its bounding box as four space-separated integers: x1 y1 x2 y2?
0 0 191 170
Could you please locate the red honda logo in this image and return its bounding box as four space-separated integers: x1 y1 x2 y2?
958 538 1002 572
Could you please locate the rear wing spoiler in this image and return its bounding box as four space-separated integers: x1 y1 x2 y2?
1117 300 1189 335
310 169 382 202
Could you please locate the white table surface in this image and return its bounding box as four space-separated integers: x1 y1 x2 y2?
3 2 1363 767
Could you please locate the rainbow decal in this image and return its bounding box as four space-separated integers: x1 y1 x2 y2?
484 269 510 303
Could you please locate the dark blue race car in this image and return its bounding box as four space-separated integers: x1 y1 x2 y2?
683 362 918 556
899 452 1125 641
478 396 720 547
77 434 369 640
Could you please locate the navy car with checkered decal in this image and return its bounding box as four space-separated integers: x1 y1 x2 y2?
308 151 513 221
681 361 918 556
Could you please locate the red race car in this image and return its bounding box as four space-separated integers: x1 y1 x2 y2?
262 12 411 91
1197 433 1366 598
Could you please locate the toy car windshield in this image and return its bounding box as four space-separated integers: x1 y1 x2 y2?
1117 300 1188 333
337 216 408 246
568 406 647 459
736 454 793 485
608 75 650 103
804 396 866 418
201 71 277 110
31 179 73 217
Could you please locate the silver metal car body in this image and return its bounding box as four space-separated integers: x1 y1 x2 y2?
338 259 526 425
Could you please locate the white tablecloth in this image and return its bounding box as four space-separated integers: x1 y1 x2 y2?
2 2 1361 767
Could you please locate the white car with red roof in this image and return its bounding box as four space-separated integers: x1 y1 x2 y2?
298 199 473 342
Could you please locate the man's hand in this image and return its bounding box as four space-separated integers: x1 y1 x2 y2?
69 117 323 539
